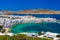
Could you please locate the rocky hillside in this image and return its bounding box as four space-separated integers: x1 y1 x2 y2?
17 10 55 14
0 9 60 15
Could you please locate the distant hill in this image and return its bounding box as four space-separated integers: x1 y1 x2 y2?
0 9 60 15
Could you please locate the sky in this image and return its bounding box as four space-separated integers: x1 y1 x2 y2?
0 0 60 11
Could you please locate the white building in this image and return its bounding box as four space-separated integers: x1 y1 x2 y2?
0 18 4 25
0 32 14 36
44 32 58 38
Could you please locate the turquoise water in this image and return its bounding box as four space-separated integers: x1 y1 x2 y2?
10 22 60 34
10 14 60 34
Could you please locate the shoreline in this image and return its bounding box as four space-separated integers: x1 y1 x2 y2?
10 21 60 34
0 15 60 35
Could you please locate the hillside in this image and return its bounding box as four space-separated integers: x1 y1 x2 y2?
0 9 60 15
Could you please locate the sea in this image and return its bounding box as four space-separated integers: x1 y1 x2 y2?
10 14 60 34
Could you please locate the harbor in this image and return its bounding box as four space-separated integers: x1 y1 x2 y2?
0 15 60 40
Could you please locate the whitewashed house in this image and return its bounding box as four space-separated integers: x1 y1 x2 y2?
44 32 58 38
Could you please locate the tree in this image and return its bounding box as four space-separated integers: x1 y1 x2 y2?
0 25 3 32
56 34 60 38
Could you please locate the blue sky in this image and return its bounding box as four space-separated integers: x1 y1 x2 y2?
0 0 60 11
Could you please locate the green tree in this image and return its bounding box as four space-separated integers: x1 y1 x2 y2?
0 25 3 32
56 34 60 38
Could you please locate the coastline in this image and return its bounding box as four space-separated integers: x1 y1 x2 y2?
10 21 60 34
0 15 60 40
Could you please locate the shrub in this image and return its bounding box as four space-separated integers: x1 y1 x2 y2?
0 25 3 31
38 32 44 36
0 35 10 40
0 34 52 40
56 34 60 38
1 29 5 33
12 34 28 40
11 34 52 40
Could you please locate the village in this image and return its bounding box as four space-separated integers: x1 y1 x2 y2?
0 15 60 40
